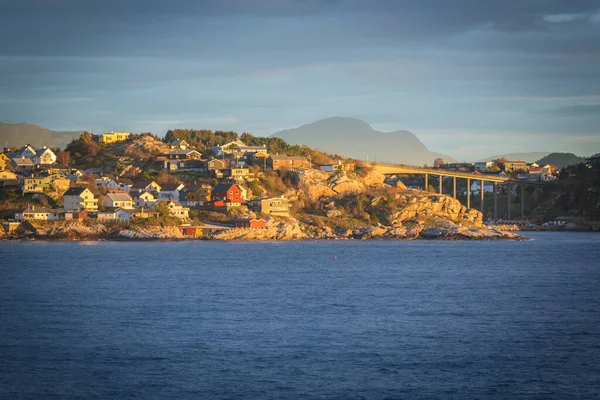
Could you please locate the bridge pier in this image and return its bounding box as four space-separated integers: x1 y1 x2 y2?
494 183 498 220
453 177 456 199
439 176 443 194
521 185 525 218
425 173 428 191
467 178 471 209
480 179 485 214
508 184 512 220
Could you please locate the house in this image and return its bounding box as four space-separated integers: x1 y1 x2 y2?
170 139 190 150
470 181 495 194
2 221 21 234
210 183 245 208
445 163 473 172
21 174 68 194
504 161 528 173
233 218 266 229
15 206 61 221
182 184 212 206
163 159 205 172
213 139 246 156
154 200 190 221
267 155 305 170
178 226 204 237
0 170 17 180
129 209 160 219
319 161 355 172
104 191 134 209
63 187 98 212
10 157 35 174
130 181 162 195
247 151 270 167
117 178 133 192
260 197 292 217
21 176 52 193
224 168 252 180
64 211 88 221
134 191 157 208
96 132 131 144
95 178 120 191
207 159 228 171
97 208 133 222
16 145 37 160
474 161 494 172
0 153 11 164
158 183 185 201
34 147 57 166
166 149 202 160
238 145 267 154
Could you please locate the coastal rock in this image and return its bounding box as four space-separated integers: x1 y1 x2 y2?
114 226 184 240
211 217 308 240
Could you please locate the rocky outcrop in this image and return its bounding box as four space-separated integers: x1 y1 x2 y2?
113 226 184 240
297 169 385 202
387 194 483 227
211 217 308 240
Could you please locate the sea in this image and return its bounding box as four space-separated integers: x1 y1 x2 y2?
1 232 599 399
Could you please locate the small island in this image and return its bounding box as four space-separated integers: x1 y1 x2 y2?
1 129 597 241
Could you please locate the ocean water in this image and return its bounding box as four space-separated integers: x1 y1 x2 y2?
1 233 599 399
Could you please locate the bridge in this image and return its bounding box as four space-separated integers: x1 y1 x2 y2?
373 164 551 220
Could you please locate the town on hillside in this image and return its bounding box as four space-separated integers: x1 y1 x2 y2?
1 130 599 237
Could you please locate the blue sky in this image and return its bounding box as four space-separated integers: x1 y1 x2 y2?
1 0 599 159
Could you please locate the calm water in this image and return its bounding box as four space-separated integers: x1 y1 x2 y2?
1 233 599 399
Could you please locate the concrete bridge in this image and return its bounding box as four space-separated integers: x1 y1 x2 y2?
373 164 551 220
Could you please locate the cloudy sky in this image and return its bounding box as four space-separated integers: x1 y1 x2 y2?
1 0 599 159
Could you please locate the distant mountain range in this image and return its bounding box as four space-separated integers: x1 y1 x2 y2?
271 117 455 166
0 122 82 149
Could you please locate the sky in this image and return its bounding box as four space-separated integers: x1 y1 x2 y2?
1 0 599 160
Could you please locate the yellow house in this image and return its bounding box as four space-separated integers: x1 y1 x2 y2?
99 132 131 144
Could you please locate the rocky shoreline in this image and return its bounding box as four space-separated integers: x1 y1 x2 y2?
1 216 526 242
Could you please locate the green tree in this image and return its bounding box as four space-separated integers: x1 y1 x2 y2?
155 201 171 219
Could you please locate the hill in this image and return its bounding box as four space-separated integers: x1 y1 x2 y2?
535 152 586 169
476 152 551 163
0 122 82 149
271 117 455 166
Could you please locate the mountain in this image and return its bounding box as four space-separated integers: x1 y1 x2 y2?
271 117 455 166
535 152 586 169
476 152 551 164
0 122 82 149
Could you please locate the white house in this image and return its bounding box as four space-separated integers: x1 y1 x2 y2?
170 139 190 150
474 161 494 172
158 183 185 201
104 191 134 209
15 206 61 221
470 181 495 194
97 208 133 222
34 148 57 165
134 191 157 208
154 200 190 221
130 181 162 195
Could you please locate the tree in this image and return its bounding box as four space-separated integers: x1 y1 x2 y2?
56 150 71 166
433 158 446 168
157 171 178 185
155 201 171 218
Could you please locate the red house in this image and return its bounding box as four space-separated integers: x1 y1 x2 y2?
210 183 245 208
